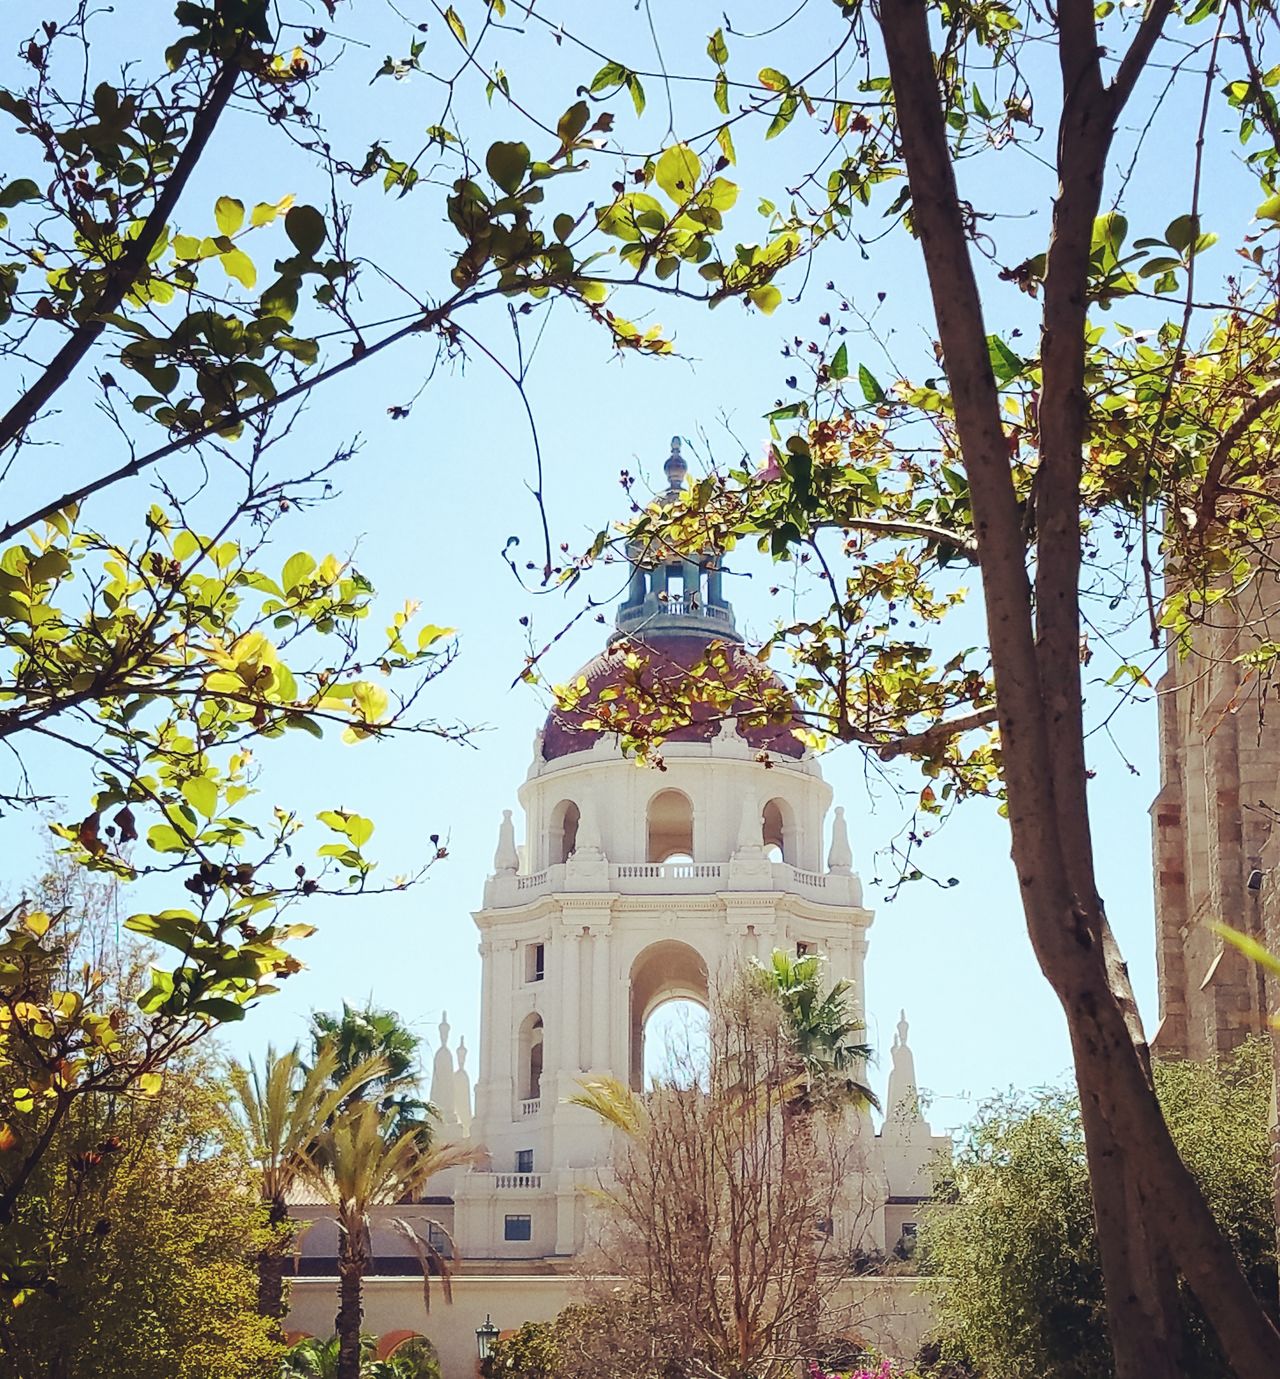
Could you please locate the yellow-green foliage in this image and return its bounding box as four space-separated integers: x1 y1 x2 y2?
0 1050 282 1379
921 1041 1278 1379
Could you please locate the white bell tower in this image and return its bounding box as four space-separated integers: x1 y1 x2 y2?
453 438 896 1263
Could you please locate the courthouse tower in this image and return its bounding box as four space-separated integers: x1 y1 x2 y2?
451 437 944 1264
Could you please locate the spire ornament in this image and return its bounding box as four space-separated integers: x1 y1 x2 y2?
493 808 519 875
663 435 688 493
827 805 853 874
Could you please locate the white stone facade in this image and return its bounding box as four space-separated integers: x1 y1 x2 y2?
287 440 948 1365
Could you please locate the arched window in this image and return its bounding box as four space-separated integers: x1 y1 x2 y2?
549 799 580 865
647 788 693 862
762 797 792 863
518 1013 544 1101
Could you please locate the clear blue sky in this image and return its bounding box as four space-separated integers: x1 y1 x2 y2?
3 0 1245 1135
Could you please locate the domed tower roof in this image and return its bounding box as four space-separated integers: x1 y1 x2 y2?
541 436 806 763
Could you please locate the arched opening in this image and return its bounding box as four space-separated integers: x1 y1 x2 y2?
643 997 711 1089
629 940 709 1090
762 797 793 863
382 1334 441 1378
518 1012 544 1101
549 799 580 864
646 789 694 862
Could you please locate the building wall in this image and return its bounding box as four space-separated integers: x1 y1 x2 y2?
284 1273 940 1378
1150 593 1277 1059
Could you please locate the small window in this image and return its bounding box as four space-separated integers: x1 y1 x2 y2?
504 1214 532 1242
515 1149 534 1174
525 942 545 983
796 940 813 958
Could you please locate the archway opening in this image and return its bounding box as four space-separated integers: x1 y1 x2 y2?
762 797 792 863
549 799 580 864
628 940 709 1090
642 997 710 1089
518 1013 544 1101
647 789 693 862
379 1333 441 1377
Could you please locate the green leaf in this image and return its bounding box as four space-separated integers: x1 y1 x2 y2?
707 28 729 65
220 247 256 288
194 997 247 1022
444 5 467 43
627 74 646 117
1256 194 1280 222
418 623 455 650
767 94 798 140
0 178 39 209
589 61 628 95
758 68 789 91
147 824 188 854
250 200 280 227
346 814 375 848
655 145 701 203
486 141 530 195
215 196 245 235
182 776 218 820
986 335 1023 385
1091 211 1128 259
830 343 849 381
1213 922 1280 976
748 284 781 314
1138 256 1183 279
858 364 885 403
282 551 316 593
557 101 590 146
285 205 326 257
705 177 738 211
1164 214 1199 253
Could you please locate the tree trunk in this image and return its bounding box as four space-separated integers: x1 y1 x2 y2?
875 0 1280 1373
785 1099 822 1359
257 1195 291 1334
334 1232 365 1379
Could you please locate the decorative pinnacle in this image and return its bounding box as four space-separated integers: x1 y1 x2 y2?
663 434 687 491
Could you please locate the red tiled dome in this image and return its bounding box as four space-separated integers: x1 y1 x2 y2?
542 633 806 762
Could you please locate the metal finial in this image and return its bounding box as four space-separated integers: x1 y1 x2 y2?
664 434 687 489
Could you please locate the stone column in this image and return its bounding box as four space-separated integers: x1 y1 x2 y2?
477 939 494 1082
591 925 611 1070
561 927 582 1073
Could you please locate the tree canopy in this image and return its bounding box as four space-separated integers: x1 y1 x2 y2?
923 1042 1278 1379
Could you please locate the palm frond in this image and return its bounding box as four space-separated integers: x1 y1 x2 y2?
568 1076 647 1135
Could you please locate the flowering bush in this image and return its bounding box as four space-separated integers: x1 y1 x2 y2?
809 1358 899 1379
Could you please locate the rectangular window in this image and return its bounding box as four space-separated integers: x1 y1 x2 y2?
795 940 813 958
525 942 545 982
504 1214 532 1242
515 1149 534 1174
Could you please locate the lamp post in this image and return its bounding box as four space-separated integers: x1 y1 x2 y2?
475 1315 500 1365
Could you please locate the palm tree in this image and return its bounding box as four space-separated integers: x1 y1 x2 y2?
753 949 879 1357
752 949 879 1115
301 1101 480 1379
309 1001 434 1140
279 1333 439 1379
230 1043 388 1328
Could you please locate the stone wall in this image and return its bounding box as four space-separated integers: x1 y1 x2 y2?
1150 591 1277 1059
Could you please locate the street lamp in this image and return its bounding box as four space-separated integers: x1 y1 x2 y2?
475 1315 500 1363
